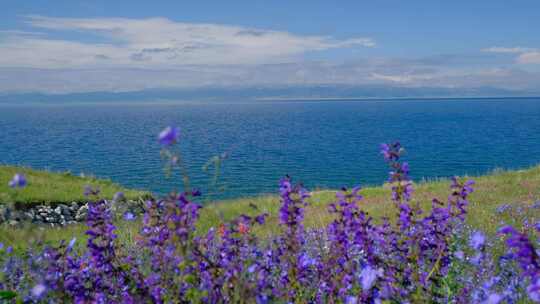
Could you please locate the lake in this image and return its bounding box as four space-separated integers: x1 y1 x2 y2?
1 97 540 200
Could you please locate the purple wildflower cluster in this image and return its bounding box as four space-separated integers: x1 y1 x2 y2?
1 137 540 303
8 173 26 188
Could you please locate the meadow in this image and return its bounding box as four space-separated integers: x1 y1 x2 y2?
0 129 539 303
2 164 539 248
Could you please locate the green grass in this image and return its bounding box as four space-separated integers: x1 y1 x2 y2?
198 165 540 237
1 165 539 250
0 165 148 207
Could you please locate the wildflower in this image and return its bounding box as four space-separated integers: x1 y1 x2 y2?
83 185 100 196
454 250 465 260
380 142 401 161
123 212 136 221
218 223 226 237
238 222 249 234
359 265 379 291
31 283 47 298
485 293 502 304
496 203 511 214
345 296 358 304
113 191 125 203
527 277 540 302
68 238 77 250
8 173 26 188
158 126 180 146
500 224 540 303
470 231 486 251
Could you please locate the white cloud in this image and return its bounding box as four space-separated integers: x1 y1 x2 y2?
0 15 374 68
0 16 538 93
517 52 540 64
482 46 540 65
369 73 434 83
481 46 536 54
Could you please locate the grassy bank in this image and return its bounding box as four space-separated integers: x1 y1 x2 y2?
1 165 539 249
0 165 147 207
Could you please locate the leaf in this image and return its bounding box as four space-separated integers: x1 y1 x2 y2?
0 290 17 300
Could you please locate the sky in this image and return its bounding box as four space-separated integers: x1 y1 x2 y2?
0 0 539 94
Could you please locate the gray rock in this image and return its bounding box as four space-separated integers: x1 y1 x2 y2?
75 204 89 221
0 205 10 223
10 211 24 221
25 211 34 221
8 220 19 227
54 206 62 215
59 204 71 216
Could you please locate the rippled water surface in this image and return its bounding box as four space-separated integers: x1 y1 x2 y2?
1 98 540 200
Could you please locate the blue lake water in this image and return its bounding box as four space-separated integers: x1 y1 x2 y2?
1 98 540 201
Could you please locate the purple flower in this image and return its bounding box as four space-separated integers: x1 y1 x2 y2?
123 212 136 221
485 293 502 304
8 173 26 188
83 185 100 196
113 191 125 202
359 265 379 291
31 283 47 298
470 231 486 251
498 225 516 235
158 126 180 146
496 203 511 214
3 142 539 302
68 237 77 250
527 277 540 302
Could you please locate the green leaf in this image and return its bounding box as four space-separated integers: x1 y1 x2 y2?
0 290 17 300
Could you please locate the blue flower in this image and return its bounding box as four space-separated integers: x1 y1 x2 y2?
31 283 47 299
470 231 486 251
8 173 26 188
113 191 125 202
527 278 540 302
359 265 379 291
158 126 180 146
123 212 136 221
454 250 465 260
496 203 511 214
68 237 77 250
485 293 502 304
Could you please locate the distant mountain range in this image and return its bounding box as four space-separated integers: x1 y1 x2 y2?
0 85 538 103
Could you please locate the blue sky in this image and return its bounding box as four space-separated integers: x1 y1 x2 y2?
1 0 539 93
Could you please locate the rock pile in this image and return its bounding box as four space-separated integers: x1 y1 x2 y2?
0 199 145 227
